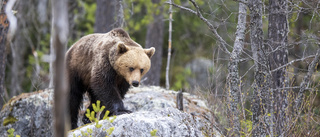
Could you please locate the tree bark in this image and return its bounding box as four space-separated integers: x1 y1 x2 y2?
94 0 124 33
295 47 320 113
268 0 289 135
249 0 272 136
144 0 164 86
0 0 9 109
165 0 173 89
51 0 69 135
227 2 247 136
8 0 27 97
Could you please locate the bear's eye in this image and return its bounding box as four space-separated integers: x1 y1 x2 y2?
129 67 134 72
140 69 144 73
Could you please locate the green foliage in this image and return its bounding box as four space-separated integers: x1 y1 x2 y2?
85 100 111 128
106 127 115 136
74 0 96 35
80 100 117 136
124 0 166 31
123 0 167 44
150 129 158 137
172 67 192 90
7 128 20 137
240 119 252 137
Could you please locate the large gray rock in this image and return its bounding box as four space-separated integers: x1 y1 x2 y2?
0 89 54 137
69 108 207 137
0 86 221 137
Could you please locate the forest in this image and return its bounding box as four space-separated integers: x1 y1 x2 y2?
0 0 320 136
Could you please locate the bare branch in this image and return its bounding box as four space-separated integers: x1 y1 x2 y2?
166 0 231 54
271 55 316 73
165 2 197 14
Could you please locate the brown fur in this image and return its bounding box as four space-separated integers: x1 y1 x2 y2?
66 28 155 129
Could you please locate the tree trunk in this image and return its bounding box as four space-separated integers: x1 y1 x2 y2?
94 0 124 33
51 0 69 135
295 47 320 113
165 0 173 89
144 0 164 86
8 0 29 97
249 0 272 136
227 2 247 136
0 0 9 108
268 0 289 135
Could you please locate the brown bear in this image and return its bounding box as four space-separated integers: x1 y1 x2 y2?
66 28 155 129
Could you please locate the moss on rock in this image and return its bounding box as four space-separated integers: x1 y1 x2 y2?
3 116 18 126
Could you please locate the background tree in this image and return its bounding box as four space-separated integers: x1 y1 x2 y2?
143 0 164 86
0 0 9 109
94 0 124 33
227 2 247 136
248 0 272 135
168 0 320 136
268 0 289 135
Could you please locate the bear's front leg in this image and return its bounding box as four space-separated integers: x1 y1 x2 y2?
108 95 132 116
82 85 131 124
98 86 132 116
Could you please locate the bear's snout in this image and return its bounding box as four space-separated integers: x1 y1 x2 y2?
132 81 139 87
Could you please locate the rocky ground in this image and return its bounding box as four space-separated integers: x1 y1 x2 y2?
0 86 221 137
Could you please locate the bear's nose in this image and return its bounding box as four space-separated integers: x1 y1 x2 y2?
132 81 139 87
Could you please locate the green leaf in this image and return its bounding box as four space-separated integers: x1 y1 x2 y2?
97 100 101 110
93 103 98 112
150 129 157 136
103 110 110 120
109 116 116 123
100 106 105 112
107 127 115 135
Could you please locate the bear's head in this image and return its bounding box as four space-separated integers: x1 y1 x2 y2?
110 42 155 87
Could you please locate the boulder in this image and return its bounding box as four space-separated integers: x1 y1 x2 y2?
185 58 215 90
0 86 221 137
0 89 54 137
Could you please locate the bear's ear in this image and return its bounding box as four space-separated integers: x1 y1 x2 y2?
117 43 129 54
144 47 155 58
